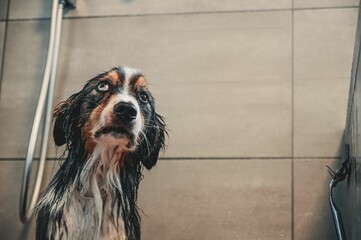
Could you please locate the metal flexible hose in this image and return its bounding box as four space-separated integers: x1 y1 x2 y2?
19 0 65 223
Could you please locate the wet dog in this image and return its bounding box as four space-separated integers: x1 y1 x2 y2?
36 66 166 240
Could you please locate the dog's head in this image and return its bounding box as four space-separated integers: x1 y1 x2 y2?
53 66 166 169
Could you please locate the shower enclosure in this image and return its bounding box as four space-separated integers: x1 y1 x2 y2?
335 4 361 239
0 1 359 240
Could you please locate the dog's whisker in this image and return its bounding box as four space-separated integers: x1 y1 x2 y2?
139 131 152 159
82 99 102 107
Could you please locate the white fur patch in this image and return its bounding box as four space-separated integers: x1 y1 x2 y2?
38 145 128 240
123 66 141 93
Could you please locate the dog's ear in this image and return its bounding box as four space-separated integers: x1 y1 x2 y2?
140 113 166 170
53 101 69 146
53 93 80 146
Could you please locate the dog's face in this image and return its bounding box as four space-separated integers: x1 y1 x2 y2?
53 66 166 169
82 67 147 151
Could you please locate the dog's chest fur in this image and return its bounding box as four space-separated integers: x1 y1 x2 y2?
39 147 127 240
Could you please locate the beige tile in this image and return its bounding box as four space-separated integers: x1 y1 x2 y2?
0 22 5 77
294 159 344 240
0 160 59 240
0 11 292 159
0 0 8 20
294 0 358 8
294 9 358 157
139 159 292 240
0 20 49 158
9 0 292 19
0 159 291 240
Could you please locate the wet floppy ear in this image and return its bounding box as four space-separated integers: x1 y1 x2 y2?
140 113 167 170
53 101 70 146
52 93 81 147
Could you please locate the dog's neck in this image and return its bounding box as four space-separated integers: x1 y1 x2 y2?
38 144 136 240
79 144 125 198
69 144 127 239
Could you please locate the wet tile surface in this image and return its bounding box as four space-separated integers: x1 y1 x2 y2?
0 0 8 20
0 160 59 240
294 0 358 8
294 159 343 240
0 11 292 159
139 159 292 240
0 159 291 240
0 22 5 79
8 0 292 19
294 9 357 157
0 20 49 158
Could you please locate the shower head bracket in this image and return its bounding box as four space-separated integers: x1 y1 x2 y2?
64 0 76 9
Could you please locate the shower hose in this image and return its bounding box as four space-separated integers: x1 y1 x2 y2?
19 0 75 223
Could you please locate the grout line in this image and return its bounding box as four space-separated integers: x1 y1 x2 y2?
0 156 342 161
160 157 292 160
291 0 295 238
161 156 342 160
293 5 359 11
0 0 11 97
5 5 359 22
8 8 292 22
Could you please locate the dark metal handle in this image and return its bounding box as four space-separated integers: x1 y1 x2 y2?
329 178 347 240
327 150 350 240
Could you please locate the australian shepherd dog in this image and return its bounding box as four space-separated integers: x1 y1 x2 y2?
36 66 166 240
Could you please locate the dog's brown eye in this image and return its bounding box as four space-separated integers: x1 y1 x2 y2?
138 91 148 103
97 82 110 92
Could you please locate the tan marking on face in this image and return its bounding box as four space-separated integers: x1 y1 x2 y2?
132 77 147 91
100 70 121 86
82 100 109 153
101 94 123 126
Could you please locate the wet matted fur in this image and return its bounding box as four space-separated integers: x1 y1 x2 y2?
36 66 166 240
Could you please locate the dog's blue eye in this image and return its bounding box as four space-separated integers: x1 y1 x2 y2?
138 91 148 103
97 82 110 92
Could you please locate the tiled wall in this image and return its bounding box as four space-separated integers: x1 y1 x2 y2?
0 0 359 239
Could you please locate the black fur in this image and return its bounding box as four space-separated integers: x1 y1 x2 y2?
36 67 166 240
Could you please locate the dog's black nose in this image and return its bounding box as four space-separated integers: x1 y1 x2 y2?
114 102 137 122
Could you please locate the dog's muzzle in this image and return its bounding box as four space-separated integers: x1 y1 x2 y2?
94 101 139 143
114 102 137 123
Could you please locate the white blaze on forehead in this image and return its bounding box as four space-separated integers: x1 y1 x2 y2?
123 66 142 92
